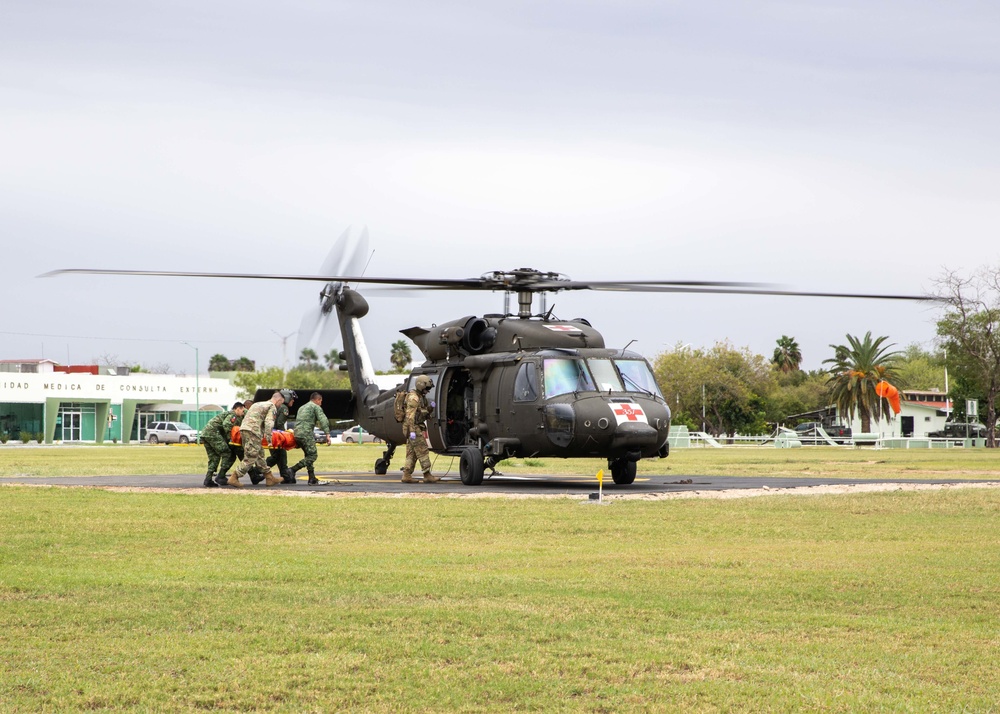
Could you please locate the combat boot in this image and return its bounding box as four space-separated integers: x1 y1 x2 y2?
249 467 264 485
401 470 415 483
307 469 319 486
214 473 228 487
227 474 243 488
264 470 282 487
423 471 440 483
203 471 219 488
281 468 296 484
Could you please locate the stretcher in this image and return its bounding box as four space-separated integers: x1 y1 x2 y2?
229 427 298 449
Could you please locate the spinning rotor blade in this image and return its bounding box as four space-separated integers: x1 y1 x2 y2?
41 266 933 302
298 226 372 353
296 304 323 356
318 226 370 285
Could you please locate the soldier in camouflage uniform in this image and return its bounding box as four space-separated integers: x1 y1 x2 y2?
201 402 246 488
289 392 331 485
214 399 253 486
229 392 284 488
402 374 439 483
266 389 297 483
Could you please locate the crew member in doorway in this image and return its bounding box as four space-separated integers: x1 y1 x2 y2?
402 375 439 484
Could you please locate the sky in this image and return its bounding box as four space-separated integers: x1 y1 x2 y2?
2 1 999 375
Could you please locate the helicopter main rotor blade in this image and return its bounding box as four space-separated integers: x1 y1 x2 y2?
40 268 933 301
39 268 487 288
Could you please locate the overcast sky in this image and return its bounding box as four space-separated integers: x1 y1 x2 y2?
3 1 998 375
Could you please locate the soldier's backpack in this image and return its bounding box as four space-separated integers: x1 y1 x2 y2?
393 390 407 423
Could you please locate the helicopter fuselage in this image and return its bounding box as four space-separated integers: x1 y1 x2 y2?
335 290 671 484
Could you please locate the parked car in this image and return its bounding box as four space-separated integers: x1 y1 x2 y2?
793 421 853 444
928 422 987 438
340 425 382 444
146 421 199 444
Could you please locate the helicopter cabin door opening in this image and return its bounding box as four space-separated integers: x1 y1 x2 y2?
442 367 472 448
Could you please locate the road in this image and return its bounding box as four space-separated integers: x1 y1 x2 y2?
2 471 994 497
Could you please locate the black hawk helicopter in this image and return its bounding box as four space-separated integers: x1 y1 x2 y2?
44 234 931 486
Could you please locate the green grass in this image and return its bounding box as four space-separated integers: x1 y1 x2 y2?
2 487 999 711
1 442 998 480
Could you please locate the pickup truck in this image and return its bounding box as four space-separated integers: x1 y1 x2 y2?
793 421 853 444
928 422 987 438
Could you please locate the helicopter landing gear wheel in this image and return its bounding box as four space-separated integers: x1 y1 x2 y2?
460 447 485 485
374 458 389 475
609 458 637 485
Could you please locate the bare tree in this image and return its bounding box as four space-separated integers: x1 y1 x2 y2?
934 267 1000 447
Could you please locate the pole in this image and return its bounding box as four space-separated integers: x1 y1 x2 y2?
271 330 297 377
702 384 706 433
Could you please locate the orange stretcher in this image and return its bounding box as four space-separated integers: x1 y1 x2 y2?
229 427 298 449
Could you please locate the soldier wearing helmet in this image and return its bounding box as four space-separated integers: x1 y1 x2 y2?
401 374 439 483
229 391 285 488
267 389 297 482
288 392 331 485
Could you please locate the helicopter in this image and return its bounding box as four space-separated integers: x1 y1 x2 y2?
43 233 932 486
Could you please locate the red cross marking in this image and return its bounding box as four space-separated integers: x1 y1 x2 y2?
613 404 644 421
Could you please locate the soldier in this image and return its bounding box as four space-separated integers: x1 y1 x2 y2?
288 392 331 485
401 375 439 483
201 402 246 488
214 398 254 486
266 389 297 483
229 392 284 488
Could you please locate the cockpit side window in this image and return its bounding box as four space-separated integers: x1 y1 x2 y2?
614 359 663 397
513 361 539 402
543 358 596 397
587 359 624 393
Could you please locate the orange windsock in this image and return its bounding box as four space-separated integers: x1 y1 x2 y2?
875 381 901 414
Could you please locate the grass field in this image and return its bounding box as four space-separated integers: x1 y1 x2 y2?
2 447 999 711
1 441 999 479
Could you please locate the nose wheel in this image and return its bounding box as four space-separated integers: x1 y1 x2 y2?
609 458 637 485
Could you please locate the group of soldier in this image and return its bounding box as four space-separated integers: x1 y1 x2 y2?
201 388 331 488
200 376 439 487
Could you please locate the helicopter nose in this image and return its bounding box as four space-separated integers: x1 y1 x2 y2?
610 421 659 451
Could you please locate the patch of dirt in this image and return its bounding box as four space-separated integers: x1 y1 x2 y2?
6 481 1000 501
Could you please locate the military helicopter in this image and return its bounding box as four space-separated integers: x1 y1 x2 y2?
44 234 931 486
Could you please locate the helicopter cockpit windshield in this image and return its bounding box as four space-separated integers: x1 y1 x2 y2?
542 358 663 398
614 359 663 398
543 358 595 397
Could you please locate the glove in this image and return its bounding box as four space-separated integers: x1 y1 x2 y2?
410 432 416 440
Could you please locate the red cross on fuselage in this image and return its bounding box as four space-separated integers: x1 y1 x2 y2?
613 404 644 421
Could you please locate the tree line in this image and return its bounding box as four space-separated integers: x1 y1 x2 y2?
657 265 1000 447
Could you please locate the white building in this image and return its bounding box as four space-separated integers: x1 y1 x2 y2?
0 360 239 444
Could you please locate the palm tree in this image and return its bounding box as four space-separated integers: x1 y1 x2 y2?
231 356 255 372
323 348 342 370
208 353 231 372
772 335 803 373
823 332 902 432
390 340 412 372
299 348 319 368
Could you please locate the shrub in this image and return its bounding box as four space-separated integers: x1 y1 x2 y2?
34 432 45 443
20 431 31 443
0 432 8 444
